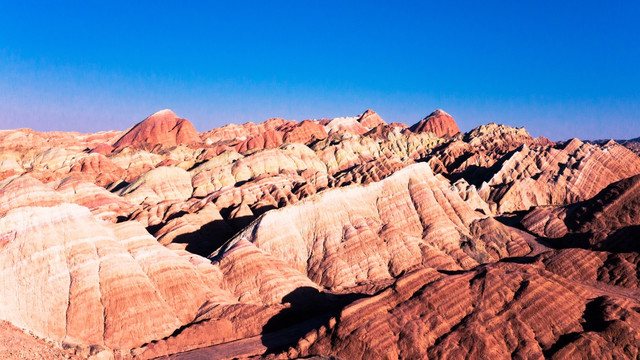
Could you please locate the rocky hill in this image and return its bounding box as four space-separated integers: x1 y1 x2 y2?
0 109 639 359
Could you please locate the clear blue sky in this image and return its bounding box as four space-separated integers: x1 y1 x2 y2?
0 1 638 140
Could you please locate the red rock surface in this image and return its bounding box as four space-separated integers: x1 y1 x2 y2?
113 109 202 150
200 117 329 155
282 120 328 144
425 124 640 214
1 108 639 359
0 321 82 360
68 152 125 186
622 137 640 155
482 139 640 213
409 109 461 137
522 173 640 250
357 109 386 129
294 262 640 359
212 163 532 290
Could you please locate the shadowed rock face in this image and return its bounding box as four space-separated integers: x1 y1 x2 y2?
1 108 640 359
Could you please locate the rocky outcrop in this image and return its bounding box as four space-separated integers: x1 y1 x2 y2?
118 166 193 205
190 145 327 197
484 139 640 213
428 125 640 214
323 116 369 136
201 117 328 154
0 203 234 350
356 109 386 129
294 262 640 359
621 137 640 156
53 175 134 221
0 175 64 216
212 163 531 290
68 152 125 187
282 120 328 144
522 173 640 252
2 107 639 359
433 123 541 177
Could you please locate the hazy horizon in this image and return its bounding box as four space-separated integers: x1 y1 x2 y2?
1 1 638 141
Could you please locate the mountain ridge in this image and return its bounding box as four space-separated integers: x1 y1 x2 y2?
0 107 639 359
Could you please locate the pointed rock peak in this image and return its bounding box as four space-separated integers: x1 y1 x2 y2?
430 109 451 117
143 109 179 122
534 136 555 147
564 137 584 149
151 108 176 116
409 108 460 138
113 109 202 150
357 109 386 129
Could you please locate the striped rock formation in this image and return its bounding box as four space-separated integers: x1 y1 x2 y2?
522 173 640 251
323 109 386 136
113 109 202 150
293 262 640 359
212 163 532 290
409 109 461 138
483 139 640 213
0 203 234 350
430 124 640 214
0 174 309 357
0 107 639 359
117 165 193 205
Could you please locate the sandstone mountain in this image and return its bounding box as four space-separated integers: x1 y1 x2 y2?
0 108 639 359
622 137 640 155
409 109 461 137
113 109 202 150
522 173 640 250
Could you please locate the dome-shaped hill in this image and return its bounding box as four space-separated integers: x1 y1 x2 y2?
409 109 460 138
113 109 202 150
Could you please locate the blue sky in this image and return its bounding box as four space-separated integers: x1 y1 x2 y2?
0 1 638 140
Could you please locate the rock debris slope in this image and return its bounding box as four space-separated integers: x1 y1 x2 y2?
0 108 639 359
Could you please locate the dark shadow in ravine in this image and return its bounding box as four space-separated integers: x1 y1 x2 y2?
598 225 640 253
260 286 367 356
168 216 253 257
442 147 525 187
493 210 529 230
144 203 278 258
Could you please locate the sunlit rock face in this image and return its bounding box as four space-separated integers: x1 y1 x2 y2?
0 203 234 349
409 109 460 138
295 262 640 359
481 139 640 213
113 109 202 150
522 173 640 244
427 124 640 214
213 163 531 290
1 108 640 359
